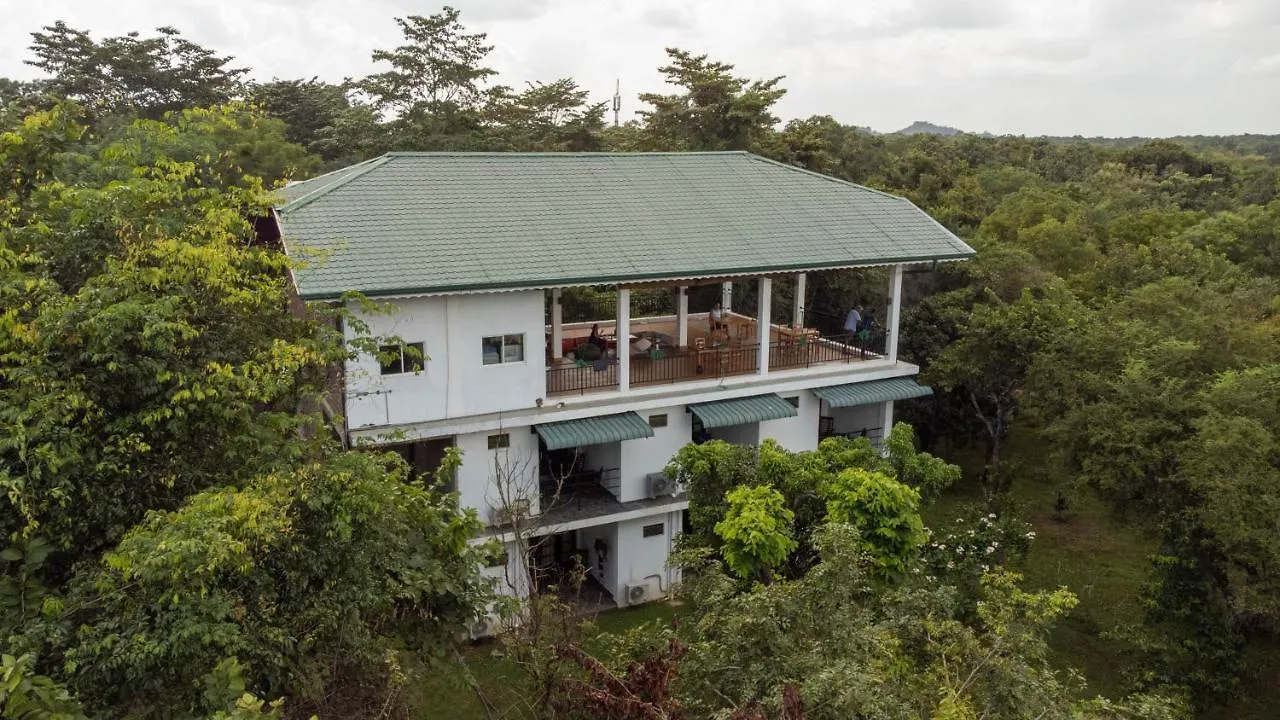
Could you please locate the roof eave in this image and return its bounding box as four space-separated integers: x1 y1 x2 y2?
292 252 976 302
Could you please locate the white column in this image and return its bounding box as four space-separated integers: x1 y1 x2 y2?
676 286 689 348
792 273 806 328
880 400 895 452
617 287 630 392
756 277 772 377
550 288 563 359
721 281 733 312
887 264 903 362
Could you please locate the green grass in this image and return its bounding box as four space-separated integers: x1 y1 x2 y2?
925 427 1155 700
411 602 678 719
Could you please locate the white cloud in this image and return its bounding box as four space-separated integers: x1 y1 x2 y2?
0 0 1277 136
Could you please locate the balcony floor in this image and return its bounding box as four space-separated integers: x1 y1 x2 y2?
546 314 878 396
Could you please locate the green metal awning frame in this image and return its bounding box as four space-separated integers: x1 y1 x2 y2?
688 393 798 429
811 377 933 408
533 411 655 450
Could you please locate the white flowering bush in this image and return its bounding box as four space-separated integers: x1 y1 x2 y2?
918 507 1035 610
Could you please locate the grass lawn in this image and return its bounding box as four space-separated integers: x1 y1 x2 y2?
411 602 678 719
928 426 1280 717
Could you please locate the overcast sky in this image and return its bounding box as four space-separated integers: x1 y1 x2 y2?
1 0 1277 137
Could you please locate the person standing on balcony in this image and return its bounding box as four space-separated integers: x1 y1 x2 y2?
844 305 863 336
857 309 877 358
710 302 726 330
588 324 606 350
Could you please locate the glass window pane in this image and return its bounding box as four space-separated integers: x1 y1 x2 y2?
502 334 524 362
404 342 425 372
481 336 502 365
379 344 403 374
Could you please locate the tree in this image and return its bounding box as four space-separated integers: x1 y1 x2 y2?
26 22 246 118
361 8 496 118
714 485 797 584
637 49 785 152
248 78 358 160
57 450 490 718
822 468 926 579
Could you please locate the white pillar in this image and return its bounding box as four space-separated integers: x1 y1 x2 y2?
756 277 772 377
551 288 563 359
677 286 689 348
721 281 733 312
792 273 806 328
887 264 903 362
880 400 895 452
617 288 630 392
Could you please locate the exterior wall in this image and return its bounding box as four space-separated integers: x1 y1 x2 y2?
618 405 694 503
576 522 620 599
759 391 821 453
480 539 530 600
456 427 541 525
615 511 683 601
827 401 887 437
710 421 761 446
344 291 546 431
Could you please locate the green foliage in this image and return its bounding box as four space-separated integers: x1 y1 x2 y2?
59 450 488 717
822 468 925 579
637 48 785 152
714 485 796 584
26 22 246 119
0 654 85 720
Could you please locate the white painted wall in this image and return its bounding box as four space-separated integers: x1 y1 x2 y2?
827 402 887 437
480 539 530 600
710 421 761 446
759 391 820 453
576 522 620 600
618 406 694 502
344 291 546 430
455 427 541 525
615 511 683 601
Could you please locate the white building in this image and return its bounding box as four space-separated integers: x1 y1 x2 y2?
274 151 974 609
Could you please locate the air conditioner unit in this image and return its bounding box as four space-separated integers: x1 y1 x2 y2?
468 615 498 639
623 582 650 606
647 472 677 499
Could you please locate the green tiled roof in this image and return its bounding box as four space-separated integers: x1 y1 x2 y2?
689 393 798 429
534 411 655 451
811 377 934 408
276 151 975 300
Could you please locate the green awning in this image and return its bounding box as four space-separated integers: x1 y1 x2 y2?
688 394 798 429
534 411 655 450
811 377 933 408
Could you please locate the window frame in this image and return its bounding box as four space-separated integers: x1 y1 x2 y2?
379 341 425 375
784 395 800 408
648 413 668 428
487 433 511 450
642 523 665 538
481 333 526 365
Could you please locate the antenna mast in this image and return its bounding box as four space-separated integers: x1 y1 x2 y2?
612 78 621 127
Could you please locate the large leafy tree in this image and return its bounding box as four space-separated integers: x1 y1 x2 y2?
637 48 785 152
26 22 246 118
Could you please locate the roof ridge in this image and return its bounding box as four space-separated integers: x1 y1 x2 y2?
279 154 393 213
743 153 908 201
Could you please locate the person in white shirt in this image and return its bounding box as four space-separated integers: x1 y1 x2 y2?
710 302 725 330
844 306 862 335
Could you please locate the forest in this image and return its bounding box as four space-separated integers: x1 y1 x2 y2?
1 6 1278 720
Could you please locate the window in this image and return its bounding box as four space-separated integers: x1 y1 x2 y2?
784 395 800 408
648 414 668 428
482 334 525 365
379 342 424 375
487 433 510 450
642 523 665 538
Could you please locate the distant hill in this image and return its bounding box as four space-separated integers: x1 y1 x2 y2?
894 120 965 136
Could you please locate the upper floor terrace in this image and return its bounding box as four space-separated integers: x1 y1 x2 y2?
273 151 974 437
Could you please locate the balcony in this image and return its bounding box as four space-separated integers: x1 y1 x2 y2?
546 311 884 396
